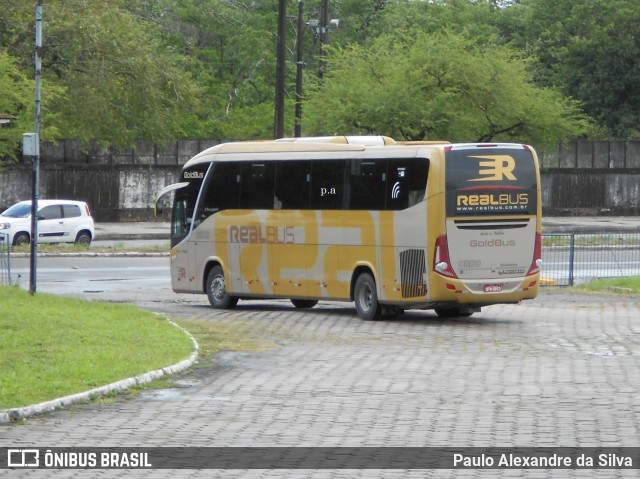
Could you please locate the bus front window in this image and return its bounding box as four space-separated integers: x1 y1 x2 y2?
170 163 210 247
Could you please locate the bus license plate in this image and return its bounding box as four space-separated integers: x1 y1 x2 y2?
484 284 503 293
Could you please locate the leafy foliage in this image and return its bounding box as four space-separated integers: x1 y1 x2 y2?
45 0 204 146
1 0 636 161
0 50 33 162
498 0 640 138
303 31 592 149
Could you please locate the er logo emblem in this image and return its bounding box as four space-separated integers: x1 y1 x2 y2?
468 155 517 181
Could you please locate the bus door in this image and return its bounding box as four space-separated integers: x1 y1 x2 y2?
270 161 316 299
155 181 194 293
194 161 243 295
166 163 210 293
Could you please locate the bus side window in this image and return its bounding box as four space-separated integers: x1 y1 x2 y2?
239 162 276 209
275 160 311 209
348 159 387 210
198 162 241 221
386 158 429 210
309 160 347 210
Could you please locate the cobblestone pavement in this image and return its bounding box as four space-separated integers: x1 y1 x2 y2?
2 290 639 478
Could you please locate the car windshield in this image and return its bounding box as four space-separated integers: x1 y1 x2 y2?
1 203 32 218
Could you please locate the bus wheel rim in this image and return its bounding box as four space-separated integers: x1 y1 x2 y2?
212 275 226 300
359 284 372 311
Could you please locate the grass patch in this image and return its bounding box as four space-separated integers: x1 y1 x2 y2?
173 319 273 359
0 286 192 410
577 276 640 296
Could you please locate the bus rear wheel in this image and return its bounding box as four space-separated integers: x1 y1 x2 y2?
434 307 474 318
206 265 238 309
291 299 318 309
354 272 381 320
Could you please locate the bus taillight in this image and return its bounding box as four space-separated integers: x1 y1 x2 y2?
527 232 542 276
433 235 458 278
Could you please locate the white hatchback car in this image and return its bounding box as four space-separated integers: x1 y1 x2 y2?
0 199 95 246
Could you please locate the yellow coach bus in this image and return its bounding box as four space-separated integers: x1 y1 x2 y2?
156 136 542 320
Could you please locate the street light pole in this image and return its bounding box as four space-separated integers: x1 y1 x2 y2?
30 0 43 295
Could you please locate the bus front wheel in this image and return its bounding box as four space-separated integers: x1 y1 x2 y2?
354 272 381 320
206 265 238 309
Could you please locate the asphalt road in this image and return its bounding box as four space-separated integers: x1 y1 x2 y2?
9 255 170 299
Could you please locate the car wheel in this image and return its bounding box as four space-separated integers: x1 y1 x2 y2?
206 265 238 309
354 272 381 320
75 231 92 246
13 232 30 246
291 299 318 309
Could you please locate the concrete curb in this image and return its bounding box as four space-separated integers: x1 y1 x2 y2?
0 318 199 424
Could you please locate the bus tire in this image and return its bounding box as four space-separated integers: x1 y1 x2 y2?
354 272 381 320
291 299 318 309
206 265 238 309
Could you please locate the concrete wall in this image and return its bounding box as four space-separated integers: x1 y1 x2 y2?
540 139 640 169
2 138 640 219
2 164 639 220
38 139 222 166
0 165 180 221
27 138 640 169
540 169 640 216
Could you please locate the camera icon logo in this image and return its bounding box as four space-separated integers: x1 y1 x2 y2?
7 449 40 468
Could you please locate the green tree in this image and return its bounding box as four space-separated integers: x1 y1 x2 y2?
303 31 593 150
498 0 640 138
128 0 282 139
47 0 203 146
359 0 502 46
2 0 204 150
0 50 33 163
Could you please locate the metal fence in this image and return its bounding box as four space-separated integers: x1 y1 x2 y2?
0 233 12 285
542 233 640 286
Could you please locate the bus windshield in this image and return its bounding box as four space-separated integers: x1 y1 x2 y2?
170 163 209 247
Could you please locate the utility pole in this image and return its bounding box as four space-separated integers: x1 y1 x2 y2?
295 0 304 137
318 0 329 78
30 0 43 295
274 0 287 139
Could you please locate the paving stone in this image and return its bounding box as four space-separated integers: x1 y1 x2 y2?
1 291 639 478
